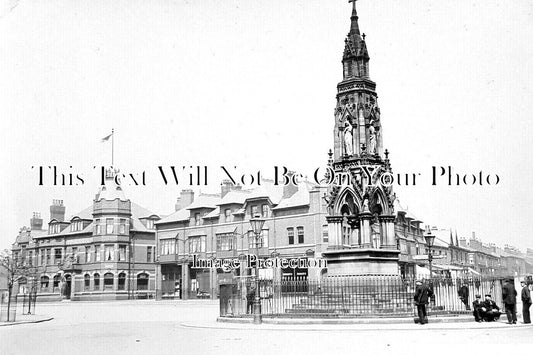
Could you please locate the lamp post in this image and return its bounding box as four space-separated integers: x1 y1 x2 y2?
424 226 435 278
249 215 265 325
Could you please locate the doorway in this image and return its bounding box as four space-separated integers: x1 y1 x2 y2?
63 274 72 299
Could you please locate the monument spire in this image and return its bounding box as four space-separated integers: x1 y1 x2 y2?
349 0 360 35
324 1 399 276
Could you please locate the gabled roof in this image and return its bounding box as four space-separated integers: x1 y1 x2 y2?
203 207 220 219
67 205 93 221
156 208 190 224
217 190 251 206
186 193 221 210
15 231 31 244
131 202 159 220
273 182 314 210
244 180 284 205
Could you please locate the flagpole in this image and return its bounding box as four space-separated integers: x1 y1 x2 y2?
112 128 114 168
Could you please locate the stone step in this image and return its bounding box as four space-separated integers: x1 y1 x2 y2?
286 308 350 314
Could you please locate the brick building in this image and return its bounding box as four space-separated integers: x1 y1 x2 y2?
11 169 159 301
155 180 329 299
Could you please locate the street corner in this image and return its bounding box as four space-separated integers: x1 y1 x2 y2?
0 314 53 327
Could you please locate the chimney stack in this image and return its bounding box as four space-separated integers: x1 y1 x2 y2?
30 212 43 230
50 199 66 222
221 179 241 198
176 190 194 211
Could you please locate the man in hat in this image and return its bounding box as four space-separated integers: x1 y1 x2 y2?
414 279 433 324
458 282 471 310
482 294 501 322
502 278 518 324
521 280 531 324
472 294 484 322
246 283 256 315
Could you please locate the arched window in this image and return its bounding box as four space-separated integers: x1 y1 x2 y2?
104 273 114 290
118 272 126 291
94 273 100 291
53 275 61 292
137 273 149 291
40 276 49 291
84 274 90 291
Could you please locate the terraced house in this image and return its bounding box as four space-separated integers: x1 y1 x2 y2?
155 179 329 300
11 170 160 301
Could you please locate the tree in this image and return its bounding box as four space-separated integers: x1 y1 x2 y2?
0 249 37 321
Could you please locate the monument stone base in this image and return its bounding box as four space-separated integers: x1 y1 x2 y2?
322 248 401 276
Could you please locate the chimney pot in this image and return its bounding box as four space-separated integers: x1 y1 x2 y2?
50 199 66 222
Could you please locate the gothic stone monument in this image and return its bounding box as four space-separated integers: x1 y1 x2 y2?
323 0 399 276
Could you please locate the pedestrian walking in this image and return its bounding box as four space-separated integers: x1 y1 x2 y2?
414 279 433 325
521 280 531 324
502 278 518 324
458 283 471 310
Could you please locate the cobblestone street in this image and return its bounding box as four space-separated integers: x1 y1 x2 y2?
1 301 532 355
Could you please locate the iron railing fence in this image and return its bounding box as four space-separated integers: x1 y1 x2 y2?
219 276 506 318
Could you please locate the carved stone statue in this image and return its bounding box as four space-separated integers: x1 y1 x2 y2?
372 105 380 122
370 214 381 248
343 121 354 156
368 123 377 154
362 195 370 212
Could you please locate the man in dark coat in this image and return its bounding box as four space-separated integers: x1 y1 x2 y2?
521 280 531 324
472 294 484 322
502 279 518 324
414 280 433 324
482 294 501 322
458 283 471 310
246 284 256 315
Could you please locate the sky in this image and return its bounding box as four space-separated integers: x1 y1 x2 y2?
0 0 532 252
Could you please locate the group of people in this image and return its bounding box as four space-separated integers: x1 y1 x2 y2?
497 279 531 325
472 294 501 322
414 278 532 325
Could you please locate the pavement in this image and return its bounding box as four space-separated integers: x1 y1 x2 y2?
0 300 531 355
0 313 53 327
209 318 528 329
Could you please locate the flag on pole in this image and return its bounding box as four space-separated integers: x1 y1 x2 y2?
101 132 113 142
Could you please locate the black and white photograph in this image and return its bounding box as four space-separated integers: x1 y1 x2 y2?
0 0 532 354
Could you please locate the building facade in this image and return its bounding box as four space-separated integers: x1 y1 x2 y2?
155 180 329 299
11 170 159 301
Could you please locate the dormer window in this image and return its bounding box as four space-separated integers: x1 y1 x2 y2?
70 219 84 232
49 223 60 234
146 219 154 230
251 205 258 217
140 216 159 230
194 213 200 226
224 209 232 223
